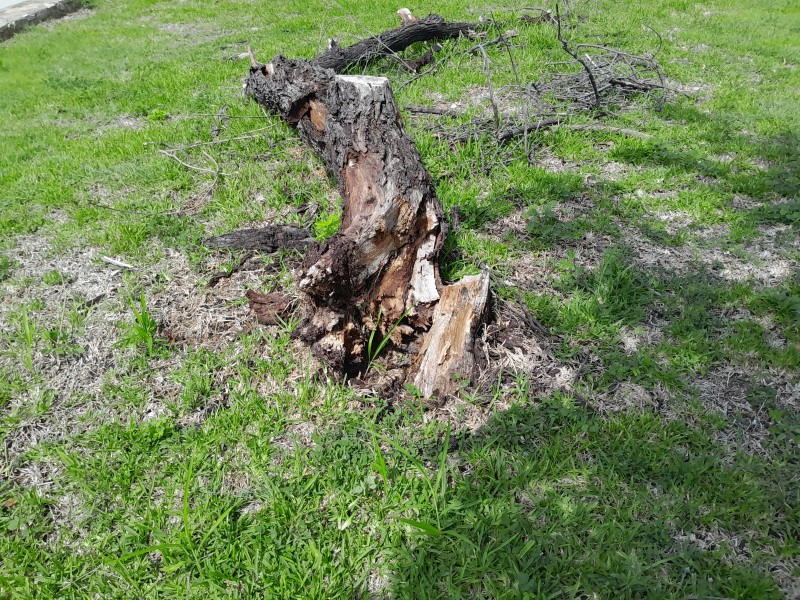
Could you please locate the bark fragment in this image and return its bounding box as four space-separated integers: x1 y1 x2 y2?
246 290 295 326
205 225 313 252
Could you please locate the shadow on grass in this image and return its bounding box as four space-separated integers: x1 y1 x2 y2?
612 101 800 191
381 396 792 599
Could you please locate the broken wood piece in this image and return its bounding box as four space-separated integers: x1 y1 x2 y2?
410 272 490 398
401 46 439 73
246 289 295 325
204 225 313 252
311 13 477 73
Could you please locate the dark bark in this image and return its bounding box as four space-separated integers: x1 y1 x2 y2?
205 225 313 252
312 14 476 73
246 290 296 325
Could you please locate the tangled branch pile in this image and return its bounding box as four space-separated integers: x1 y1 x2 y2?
397 6 675 159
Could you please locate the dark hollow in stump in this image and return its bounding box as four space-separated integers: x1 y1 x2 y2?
244 16 489 398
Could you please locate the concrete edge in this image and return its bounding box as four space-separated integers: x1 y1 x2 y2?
0 0 84 42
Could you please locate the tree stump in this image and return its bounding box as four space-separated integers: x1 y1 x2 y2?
242 18 490 398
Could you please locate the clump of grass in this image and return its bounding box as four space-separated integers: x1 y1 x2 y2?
366 306 412 373
42 269 65 285
0 254 13 282
117 293 162 356
313 212 341 241
538 248 652 342
19 308 36 373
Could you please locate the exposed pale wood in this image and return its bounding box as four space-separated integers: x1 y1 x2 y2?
410 272 490 398
100 256 137 270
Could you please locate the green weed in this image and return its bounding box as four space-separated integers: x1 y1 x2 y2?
117 293 162 356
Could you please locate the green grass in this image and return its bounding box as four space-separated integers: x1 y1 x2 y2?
1 0 799 597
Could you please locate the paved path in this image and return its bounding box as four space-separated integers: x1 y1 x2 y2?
0 0 81 41
0 0 26 10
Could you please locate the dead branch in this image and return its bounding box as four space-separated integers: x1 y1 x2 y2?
157 149 221 175
100 256 137 270
404 105 457 116
556 3 600 109
312 13 479 72
475 44 501 134
205 225 313 252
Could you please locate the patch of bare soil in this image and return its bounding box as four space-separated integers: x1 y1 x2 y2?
620 211 799 286
694 366 799 461
0 229 302 465
1 230 323 552
672 526 753 561
143 17 237 47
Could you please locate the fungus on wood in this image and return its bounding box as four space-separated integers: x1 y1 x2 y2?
241 13 489 398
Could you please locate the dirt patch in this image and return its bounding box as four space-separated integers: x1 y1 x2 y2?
772 560 800 600
620 218 798 286
110 115 146 131
145 18 236 47
151 248 255 351
0 233 129 464
0 228 304 467
46 491 92 551
672 526 752 561
10 457 64 492
673 527 800 598
588 160 633 182
695 366 800 461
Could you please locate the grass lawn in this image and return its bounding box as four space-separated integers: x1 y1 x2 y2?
1 0 799 597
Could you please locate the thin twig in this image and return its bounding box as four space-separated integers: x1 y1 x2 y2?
100 256 137 270
476 44 501 135
180 113 272 120
157 149 219 175
207 251 255 287
145 127 274 152
200 149 222 196
556 2 600 110
642 24 663 57
88 201 182 217
404 105 458 116
555 123 652 139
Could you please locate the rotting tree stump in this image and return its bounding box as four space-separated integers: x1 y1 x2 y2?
241 14 489 398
